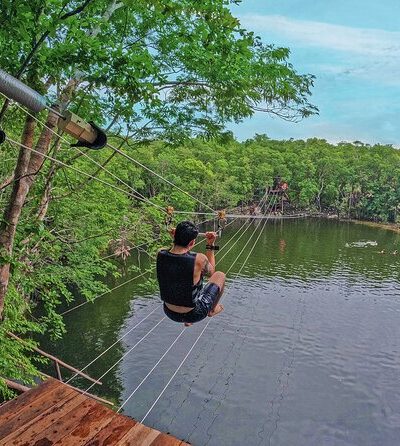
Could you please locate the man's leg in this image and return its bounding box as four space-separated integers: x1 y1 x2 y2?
207 271 225 317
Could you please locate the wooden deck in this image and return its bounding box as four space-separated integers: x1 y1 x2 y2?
0 378 189 445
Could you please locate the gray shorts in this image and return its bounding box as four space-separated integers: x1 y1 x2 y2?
163 283 220 324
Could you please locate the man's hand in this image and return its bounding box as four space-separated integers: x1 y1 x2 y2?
205 231 217 245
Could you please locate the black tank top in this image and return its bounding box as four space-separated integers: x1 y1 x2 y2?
156 249 203 307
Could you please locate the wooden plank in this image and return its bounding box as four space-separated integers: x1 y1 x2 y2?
52 399 115 446
0 386 78 445
0 380 73 440
151 433 185 446
41 372 114 406
83 416 137 446
13 396 98 446
116 423 161 446
0 378 56 421
0 379 187 446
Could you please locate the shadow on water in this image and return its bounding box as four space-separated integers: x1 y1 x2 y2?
39 219 400 445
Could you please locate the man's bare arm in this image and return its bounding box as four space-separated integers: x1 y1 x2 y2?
202 256 215 276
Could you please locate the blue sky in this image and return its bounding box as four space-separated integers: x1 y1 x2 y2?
228 0 400 145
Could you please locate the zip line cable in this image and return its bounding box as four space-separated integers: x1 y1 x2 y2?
5 136 153 206
117 327 188 414
60 268 152 316
1 94 167 213
139 197 278 423
81 317 167 397
65 216 243 386
106 142 216 213
64 305 162 385
2 93 216 216
216 192 273 265
116 195 278 418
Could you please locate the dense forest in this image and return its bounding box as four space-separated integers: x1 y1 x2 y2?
0 0 398 399
2 128 400 397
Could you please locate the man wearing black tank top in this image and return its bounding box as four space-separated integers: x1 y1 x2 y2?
156 221 226 326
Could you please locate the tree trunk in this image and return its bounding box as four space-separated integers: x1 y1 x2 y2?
0 116 36 318
0 111 58 320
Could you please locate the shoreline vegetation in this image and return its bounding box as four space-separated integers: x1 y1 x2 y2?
232 207 400 234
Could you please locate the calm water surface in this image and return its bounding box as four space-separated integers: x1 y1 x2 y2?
42 219 400 445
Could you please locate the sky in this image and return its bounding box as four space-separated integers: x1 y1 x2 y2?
228 0 400 145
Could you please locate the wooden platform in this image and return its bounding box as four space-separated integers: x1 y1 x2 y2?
0 378 189 445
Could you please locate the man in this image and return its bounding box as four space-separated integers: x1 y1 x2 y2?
156 220 226 326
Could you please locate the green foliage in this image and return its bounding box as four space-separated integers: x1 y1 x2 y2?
2 122 400 398
0 0 316 142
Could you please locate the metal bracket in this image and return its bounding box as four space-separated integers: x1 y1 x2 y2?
58 111 107 150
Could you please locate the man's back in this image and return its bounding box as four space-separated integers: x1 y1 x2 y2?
156 249 202 308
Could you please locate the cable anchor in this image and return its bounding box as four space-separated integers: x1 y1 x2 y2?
58 111 107 150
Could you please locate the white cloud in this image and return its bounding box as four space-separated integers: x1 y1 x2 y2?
239 14 400 57
239 14 400 85
231 14 400 144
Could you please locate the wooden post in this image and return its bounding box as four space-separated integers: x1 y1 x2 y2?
54 360 62 381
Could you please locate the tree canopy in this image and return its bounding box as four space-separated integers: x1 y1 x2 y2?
1 0 317 137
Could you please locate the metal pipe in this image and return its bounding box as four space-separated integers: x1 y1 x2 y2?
0 68 47 113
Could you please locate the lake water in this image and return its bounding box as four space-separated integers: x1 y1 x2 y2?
42 219 400 445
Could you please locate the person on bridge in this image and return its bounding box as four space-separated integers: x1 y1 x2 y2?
156 221 225 326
